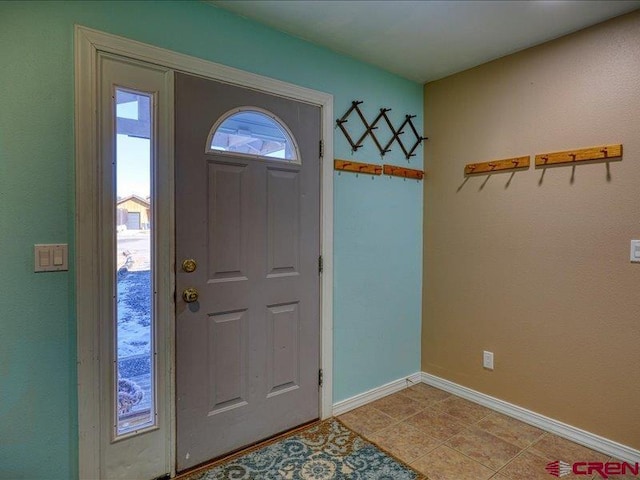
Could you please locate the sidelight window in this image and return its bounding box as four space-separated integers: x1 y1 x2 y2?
114 88 155 436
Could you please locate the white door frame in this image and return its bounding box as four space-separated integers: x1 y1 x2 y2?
75 25 334 478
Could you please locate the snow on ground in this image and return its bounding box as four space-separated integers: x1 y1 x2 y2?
117 267 152 416
116 227 153 423
117 230 151 271
117 269 151 358
116 267 152 417
117 230 152 360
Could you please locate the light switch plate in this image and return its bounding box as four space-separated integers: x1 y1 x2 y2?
631 240 640 263
35 244 68 272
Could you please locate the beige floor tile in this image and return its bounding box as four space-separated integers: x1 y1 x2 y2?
434 396 493 424
476 412 545 448
411 445 495 480
528 433 610 464
368 422 441 464
340 387 623 480
369 392 425 421
338 404 396 436
401 383 451 406
446 425 522 470
402 408 467 442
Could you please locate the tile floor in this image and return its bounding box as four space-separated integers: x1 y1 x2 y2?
339 383 630 480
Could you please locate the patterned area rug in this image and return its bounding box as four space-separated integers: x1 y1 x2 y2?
182 418 426 479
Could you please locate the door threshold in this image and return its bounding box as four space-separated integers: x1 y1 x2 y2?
175 418 321 479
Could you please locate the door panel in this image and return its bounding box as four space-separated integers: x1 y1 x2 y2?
175 73 321 471
266 302 300 396
207 309 248 414
267 168 300 277
207 161 250 282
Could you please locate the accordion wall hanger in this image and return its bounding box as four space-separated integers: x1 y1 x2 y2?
336 101 427 160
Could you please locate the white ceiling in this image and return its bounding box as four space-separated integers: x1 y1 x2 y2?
210 0 640 83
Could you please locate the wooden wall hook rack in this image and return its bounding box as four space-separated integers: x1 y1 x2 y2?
383 164 424 180
535 144 622 167
464 156 530 175
334 158 382 175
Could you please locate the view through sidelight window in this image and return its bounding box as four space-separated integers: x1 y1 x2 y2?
114 88 155 435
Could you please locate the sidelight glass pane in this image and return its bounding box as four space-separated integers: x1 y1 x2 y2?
208 108 299 162
114 88 155 436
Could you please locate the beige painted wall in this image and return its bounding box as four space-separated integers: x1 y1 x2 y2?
422 11 640 449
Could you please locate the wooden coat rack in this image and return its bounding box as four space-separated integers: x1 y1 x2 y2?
464 156 530 175
535 144 622 167
334 159 382 175
334 159 424 181
383 164 424 180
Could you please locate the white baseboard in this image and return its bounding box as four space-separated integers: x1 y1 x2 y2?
421 372 640 464
332 372 422 416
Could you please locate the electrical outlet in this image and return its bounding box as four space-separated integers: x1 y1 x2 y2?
483 351 494 370
631 240 640 263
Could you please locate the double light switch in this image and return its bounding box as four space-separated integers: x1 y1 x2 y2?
34 244 68 272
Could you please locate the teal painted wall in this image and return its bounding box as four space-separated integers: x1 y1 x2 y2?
0 2 422 478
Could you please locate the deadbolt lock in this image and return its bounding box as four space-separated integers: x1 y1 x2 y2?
182 287 199 303
182 259 197 273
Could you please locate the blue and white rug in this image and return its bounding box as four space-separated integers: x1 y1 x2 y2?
183 418 425 480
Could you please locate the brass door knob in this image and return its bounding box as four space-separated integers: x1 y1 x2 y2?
182 259 197 273
182 287 199 303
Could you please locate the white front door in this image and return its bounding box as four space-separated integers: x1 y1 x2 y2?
174 73 322 471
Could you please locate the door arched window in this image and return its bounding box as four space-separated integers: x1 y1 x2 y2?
206 107 300 163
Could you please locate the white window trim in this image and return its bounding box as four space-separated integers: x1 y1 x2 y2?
75 25 334 478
